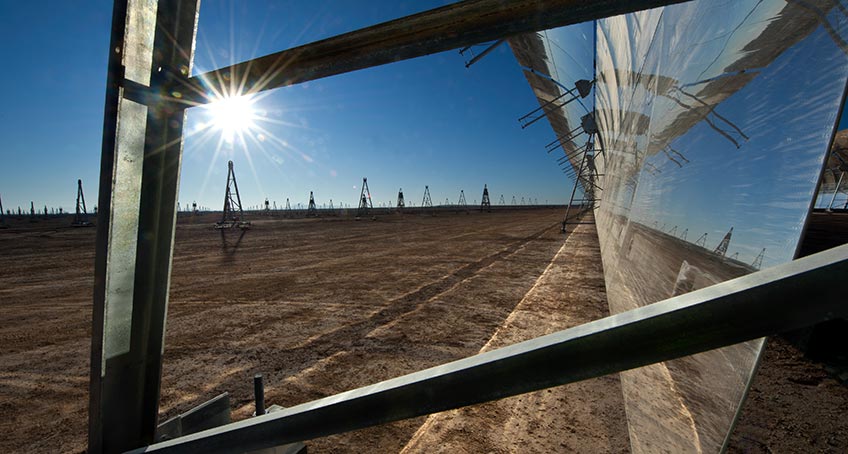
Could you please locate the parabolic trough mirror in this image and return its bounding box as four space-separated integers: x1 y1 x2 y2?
514 0 848 451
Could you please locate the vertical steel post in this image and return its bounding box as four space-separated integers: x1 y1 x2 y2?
254 374 266 416
561 140 590 232
89 1 200 453
827 171 844 211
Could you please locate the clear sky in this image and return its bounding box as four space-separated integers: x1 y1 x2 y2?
0 1 576 212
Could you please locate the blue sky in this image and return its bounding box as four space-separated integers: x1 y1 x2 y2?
0 1 574 212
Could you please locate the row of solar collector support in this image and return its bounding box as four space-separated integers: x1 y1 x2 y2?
0 179 93 228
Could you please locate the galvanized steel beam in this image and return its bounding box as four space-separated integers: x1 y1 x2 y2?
89 1 200 453
132 244 848 454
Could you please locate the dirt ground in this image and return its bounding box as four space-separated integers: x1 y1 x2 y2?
2 209 621 453
1 209 846 453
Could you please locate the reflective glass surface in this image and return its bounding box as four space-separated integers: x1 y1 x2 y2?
593 1 848 452
515 0 848 452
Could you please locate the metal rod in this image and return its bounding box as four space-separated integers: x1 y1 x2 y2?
254 375 266 416
465 38 506 67
132 243 848 454
827 171 844 211
521 94 580 129
519 87 575 122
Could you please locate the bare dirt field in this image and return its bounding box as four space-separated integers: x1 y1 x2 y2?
1 209 627 453
1 209 846 453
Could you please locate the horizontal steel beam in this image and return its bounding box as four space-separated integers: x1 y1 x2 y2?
182 0 690 104
132 243 848 454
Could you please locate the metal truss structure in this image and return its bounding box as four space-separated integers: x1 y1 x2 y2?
215 161 249 229
714 227 733 257
397 188 405 209
72 179 93 227
421 185 433 208
88 0 842 453
307 192 317 217
357 178 372 217
458 189 468 210
481 184 491 212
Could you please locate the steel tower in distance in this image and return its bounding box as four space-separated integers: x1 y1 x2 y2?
714 227 733 257
397 188 405 210
215 160 250 229
480 184 491 212
307 192 317 217
358 178 373 217
72 179 93 227
422 185 433 208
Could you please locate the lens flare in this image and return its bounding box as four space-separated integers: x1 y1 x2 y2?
205 95 257 142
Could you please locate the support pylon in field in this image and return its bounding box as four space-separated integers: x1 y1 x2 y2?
445 197 450 206
263 198 271 215
752 248 766 269
681 228 688 241
713 227 733 257
695 232 708 247
0 193 6 228
730 252 739 260
215 160 250 229
481 185 491 212
520 197 525 205
511 195 517 205
358 178 373 216
458 190 467 208
30 201 35 218
669 225 677 236
397 188 405 209
307 191 317 217
422 185 433 208
499 194 505 205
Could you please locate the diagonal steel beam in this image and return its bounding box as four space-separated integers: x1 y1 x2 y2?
181 0 690 104
132 243 848 454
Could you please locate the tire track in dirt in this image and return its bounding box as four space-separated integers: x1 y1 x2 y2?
234 220 562 376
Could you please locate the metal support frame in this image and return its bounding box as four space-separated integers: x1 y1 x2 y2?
714 227 733 257
216 161 250 229
89 1 200 453
90 0 710 452
170 0 690 105
307 191 317 217
460 39 506 68
480 184 491 211
519 79 593 129
132 244 848 453
396 188 405 209
458 189 468 210
73 179 92 226
827 170 844 211
561 136 601 232
422 185 433 208
357 178 373 216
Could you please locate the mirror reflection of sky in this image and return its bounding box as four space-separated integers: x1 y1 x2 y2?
542 1 848 269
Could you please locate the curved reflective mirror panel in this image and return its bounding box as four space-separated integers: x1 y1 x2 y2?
515 0 848 452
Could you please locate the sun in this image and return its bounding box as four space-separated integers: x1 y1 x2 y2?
204 95 257 142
